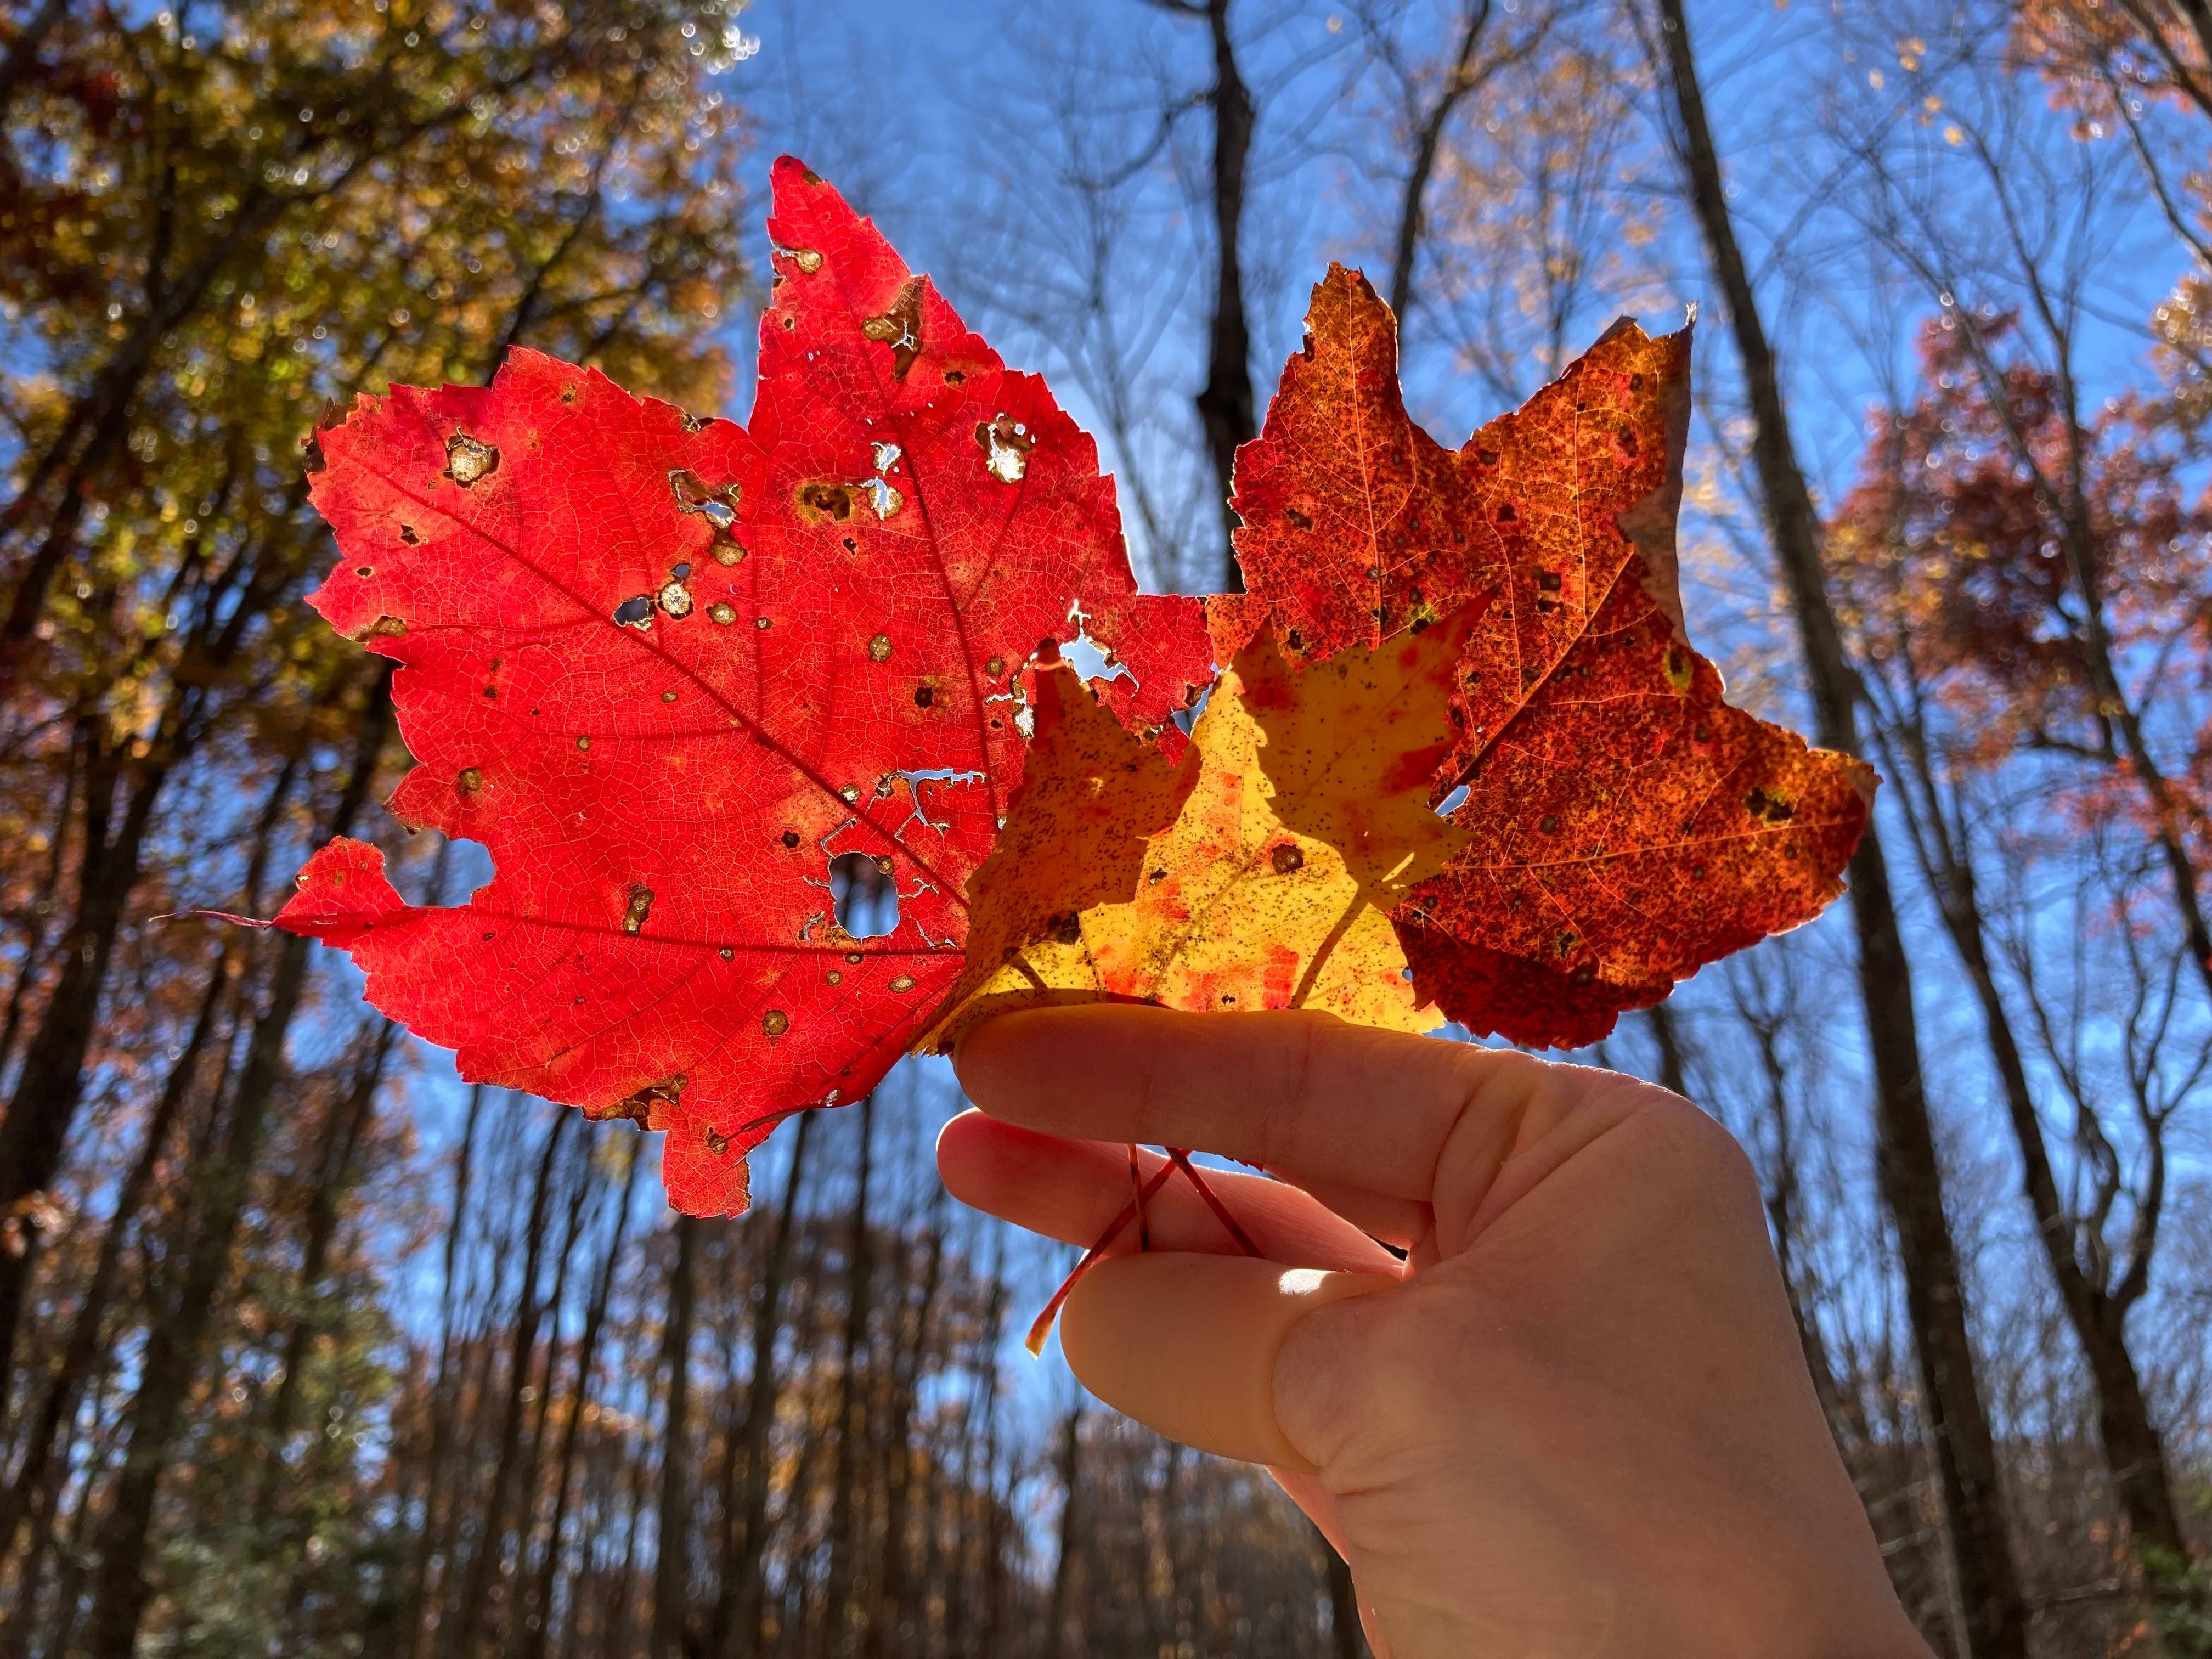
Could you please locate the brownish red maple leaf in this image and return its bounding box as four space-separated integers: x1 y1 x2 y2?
1214 270 1872 1047
269 166 1871 1217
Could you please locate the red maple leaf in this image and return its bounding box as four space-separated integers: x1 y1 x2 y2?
278 158 1212 1215
1215 269 1873 1047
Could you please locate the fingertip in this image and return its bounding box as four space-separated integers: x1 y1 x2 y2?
946 1007 1047 1110
933 1106 986 1182
934 1107 1046 1214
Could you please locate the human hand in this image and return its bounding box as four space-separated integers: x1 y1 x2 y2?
938 1006 1931 1659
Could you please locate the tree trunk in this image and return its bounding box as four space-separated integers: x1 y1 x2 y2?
0 740 173 1389
1892 716 2196 1598
1385 1 1493 329
402 1082 487 1658
0 730 78 1087
1194 0 1256 589
726 1110 816 1658
1324 1537 1365 1659
1041 1402 1085 1659
76 665 391 1657
1645 4 2028 1652
255 1015 399 1523
0 939 227 1571
652 1215 703 1659
1645 999 1691 1100
444 1107 572 1658
823 1097 877 1658
866 1193 945 1659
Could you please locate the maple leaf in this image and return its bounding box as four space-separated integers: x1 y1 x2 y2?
933 613 1476 1044
276 159 1212 1215
919 661 1198 1049
1213 269 1873 1047
1079 614 1476 1032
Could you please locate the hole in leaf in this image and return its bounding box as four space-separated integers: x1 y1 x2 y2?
828 851 899 938
1172 683 1214 736
1058 615 1131 687
1435 783 1469 816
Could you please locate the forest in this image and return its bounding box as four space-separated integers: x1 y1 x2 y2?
1 0 2209 1655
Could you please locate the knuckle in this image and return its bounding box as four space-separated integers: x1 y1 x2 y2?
1650 1092 1759 1192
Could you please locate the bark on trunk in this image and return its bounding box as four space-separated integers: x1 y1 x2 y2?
1041 1402 1085 1659
651 1215 702 1659
823 1097 878 1657
1646 4 2028 1651
725 1110 816 1658
1194 0 1256 589
520 1141 640 1659
0 741 172 1387
254 1017 398 1523
1887 702 2196 1595
1325 1540 1365 1659
866 1194 945 1659
402 1082 487 1658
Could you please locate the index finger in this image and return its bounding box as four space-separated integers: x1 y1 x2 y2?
952 1005 1557 1204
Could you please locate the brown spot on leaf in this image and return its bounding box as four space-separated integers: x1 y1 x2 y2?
762 1009 789 1036
444 433 499 487
798 482 854 521
591 1073 684 1126
861 277 926 377
974 413 1035 483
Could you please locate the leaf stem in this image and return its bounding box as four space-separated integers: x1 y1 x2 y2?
1165 1148 1262 1257
1023 1148 1265 1355
1025 1159 1177 1356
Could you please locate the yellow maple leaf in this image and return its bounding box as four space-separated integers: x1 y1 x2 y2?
921 663 1196 1049
1083 616 1473 1031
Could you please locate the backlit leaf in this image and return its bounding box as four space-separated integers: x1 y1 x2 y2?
278 160 1212 1215
1214 269 1873 1047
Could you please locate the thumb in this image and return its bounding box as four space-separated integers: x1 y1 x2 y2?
1060 1251 1397 1472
